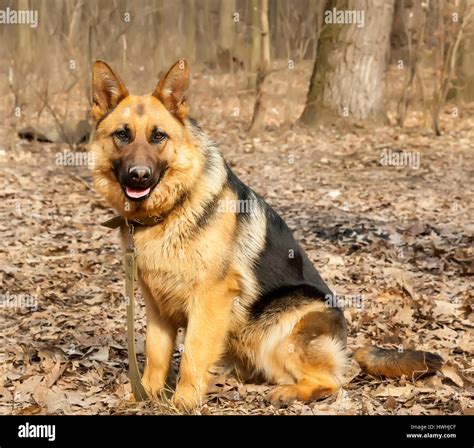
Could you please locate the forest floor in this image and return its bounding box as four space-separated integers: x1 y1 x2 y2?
1 66 473 415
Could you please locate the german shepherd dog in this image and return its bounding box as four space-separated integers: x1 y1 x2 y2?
90 60 442 410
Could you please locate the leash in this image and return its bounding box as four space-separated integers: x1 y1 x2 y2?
101 214 163 401
124 222 149 401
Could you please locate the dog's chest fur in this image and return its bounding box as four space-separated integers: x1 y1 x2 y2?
120 206 238 319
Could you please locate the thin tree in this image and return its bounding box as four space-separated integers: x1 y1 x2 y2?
248 0 261 88
249 0 270 135
397 0 429 127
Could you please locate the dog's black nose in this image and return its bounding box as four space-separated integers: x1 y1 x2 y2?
129 165 151 184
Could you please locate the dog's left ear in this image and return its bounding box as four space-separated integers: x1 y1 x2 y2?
153 59 189 121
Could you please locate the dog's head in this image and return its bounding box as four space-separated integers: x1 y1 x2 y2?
90 59 204 218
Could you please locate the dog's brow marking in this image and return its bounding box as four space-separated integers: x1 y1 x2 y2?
136 103 145 115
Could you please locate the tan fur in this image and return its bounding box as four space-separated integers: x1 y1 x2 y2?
140 279 176 398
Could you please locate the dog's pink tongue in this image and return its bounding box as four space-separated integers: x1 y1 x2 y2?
126 187 151 199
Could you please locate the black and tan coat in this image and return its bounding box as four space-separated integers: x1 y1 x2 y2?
90 60 443 410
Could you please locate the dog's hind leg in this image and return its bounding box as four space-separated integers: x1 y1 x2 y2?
261 306 348 407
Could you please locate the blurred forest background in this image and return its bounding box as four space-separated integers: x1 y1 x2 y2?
1 0 473 416
1 0 473 141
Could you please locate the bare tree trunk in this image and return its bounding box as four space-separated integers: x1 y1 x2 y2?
216 0 236 71
249 0 270 135
299 0 395 126
260 0 270 66
397 0 429 127
456 34 474 101
218 0 236 50
450 0 474 102
248 0 261 88
432 6 474 135
416 70 430 128
17 0 32 69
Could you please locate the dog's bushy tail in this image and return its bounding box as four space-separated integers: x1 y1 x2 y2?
354 346 443 379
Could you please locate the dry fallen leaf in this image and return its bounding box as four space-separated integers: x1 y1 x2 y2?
376 385 414 398
384 396 397 410
433 300 459 318
89 347 109 362
14 376 43 399
441 363 468 388
33 386 70 414
393 305 414 325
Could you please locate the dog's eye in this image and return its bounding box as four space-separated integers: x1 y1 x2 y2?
151 130 167 144
114 129 130 142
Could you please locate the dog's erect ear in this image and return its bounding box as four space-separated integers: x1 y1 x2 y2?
153 59 189 121
92 60 129 122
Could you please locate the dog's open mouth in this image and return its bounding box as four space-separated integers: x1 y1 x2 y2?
125 186 151 200
118 167 166 202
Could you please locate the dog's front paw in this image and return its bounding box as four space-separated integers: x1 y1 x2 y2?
141 374 164 400
172 384 202 412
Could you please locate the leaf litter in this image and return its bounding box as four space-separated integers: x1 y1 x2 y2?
0 79 473 416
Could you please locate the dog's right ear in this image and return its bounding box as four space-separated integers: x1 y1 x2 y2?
92 61 129 122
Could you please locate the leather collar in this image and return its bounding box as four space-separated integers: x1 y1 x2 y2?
100 215 163 229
